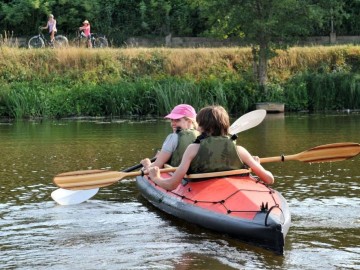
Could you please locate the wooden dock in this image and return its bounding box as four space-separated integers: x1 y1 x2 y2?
255 102 285 113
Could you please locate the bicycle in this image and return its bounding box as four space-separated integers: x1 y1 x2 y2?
28 27 69 49
72 30 109 48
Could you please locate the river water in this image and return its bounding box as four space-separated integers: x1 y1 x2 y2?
0 113 359 270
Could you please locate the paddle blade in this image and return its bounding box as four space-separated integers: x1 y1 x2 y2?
53 170 124 190
229 109 266 135
294 142 360 163
260 142 360 163
51 188 99 205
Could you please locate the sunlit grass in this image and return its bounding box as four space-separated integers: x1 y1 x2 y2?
1 45 360 118
1 45 360 83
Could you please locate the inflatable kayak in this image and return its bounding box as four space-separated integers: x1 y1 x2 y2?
136 171 291 254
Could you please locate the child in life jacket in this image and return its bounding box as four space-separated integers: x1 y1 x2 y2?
141 104 199 170
148 105 274 190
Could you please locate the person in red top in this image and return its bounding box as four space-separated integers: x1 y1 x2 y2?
79 20 92 48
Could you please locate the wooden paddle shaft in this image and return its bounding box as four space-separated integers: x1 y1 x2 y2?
53 142 359 190
54 167 177 190
54 167 251 190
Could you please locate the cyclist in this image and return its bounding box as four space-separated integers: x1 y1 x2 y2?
79 20 92 48
42 14 57 43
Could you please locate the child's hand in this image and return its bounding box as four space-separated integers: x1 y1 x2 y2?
148 167 160 180
141 158 152 170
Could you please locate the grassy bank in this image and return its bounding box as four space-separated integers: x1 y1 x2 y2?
1 46 360 118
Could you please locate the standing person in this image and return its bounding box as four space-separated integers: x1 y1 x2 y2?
141 104 199 170
42 14 57 43
79 20 92 48
148 105 274 190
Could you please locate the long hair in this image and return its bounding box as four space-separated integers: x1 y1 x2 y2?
196 105 230 136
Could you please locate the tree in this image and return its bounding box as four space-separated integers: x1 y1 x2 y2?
192 0 323 91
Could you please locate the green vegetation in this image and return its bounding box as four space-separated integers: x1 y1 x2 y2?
2 0 360 91
1 0 360 45
0 46 360 119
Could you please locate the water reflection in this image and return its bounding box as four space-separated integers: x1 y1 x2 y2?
0 113 359 269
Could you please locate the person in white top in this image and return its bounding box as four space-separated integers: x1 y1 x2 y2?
141 104 198 170
42 14 57 43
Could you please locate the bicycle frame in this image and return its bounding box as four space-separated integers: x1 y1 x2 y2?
28 28 69 49
38 31 52 46
73 30 108 48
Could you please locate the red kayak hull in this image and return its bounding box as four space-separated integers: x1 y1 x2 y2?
136 173 291 254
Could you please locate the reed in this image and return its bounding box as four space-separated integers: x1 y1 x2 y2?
284 71 360 111
1 45 360 118
1 83 46 118
153 79 225 114
0 31 19 48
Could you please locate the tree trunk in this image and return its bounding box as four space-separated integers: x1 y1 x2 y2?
258 42 268 90
251 46 259 81
251 43 268 92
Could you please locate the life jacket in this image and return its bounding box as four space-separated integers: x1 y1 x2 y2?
169 128 200 167
188 134 243 174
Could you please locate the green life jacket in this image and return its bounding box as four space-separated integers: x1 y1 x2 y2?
188 135 243 174
169 128 200 167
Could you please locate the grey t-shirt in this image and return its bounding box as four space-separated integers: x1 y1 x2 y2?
161 133 179 153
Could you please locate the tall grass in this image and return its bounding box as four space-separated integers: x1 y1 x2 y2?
284 72 360 111
0 31 18 48
152 79 229 115
1 46 360 83
1 45 360 118
0 78 259 119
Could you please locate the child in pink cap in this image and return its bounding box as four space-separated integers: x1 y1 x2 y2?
148 105 274 190
141 104 199 170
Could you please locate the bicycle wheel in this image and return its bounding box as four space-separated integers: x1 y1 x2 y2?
93 37 108 48
28 36 45 49
72 37 89 48
54 35 69 48
71 37 81 47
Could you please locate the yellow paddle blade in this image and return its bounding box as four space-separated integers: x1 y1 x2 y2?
53 170 130 190
53 168 177 190
260 142 360 163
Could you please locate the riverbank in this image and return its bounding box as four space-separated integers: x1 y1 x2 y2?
1 46 360 118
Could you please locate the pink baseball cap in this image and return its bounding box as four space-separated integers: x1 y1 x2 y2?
164 104 196 119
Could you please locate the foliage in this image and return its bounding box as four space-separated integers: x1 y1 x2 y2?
1 0 360 46
1 46 360 119
190 0 325 88
284 71 360 111
0 79 251 119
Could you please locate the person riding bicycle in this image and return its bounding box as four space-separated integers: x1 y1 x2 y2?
79 20 92 48
42 14 57 43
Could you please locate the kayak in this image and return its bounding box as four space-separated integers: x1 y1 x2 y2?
136 171 291 254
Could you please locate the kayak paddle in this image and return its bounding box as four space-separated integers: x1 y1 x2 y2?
229 109 266 134
53 142 360 191
51 188 99 205
52 109 267 202
260 142 360 163
51 157 156 205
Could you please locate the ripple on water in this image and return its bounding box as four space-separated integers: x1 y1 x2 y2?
1 200 269 269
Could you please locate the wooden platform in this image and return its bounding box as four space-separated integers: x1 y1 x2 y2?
255 102 285 113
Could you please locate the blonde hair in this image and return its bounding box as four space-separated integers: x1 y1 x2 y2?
183 117 198 129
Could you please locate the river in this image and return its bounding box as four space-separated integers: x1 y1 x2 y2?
0 112 359 270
